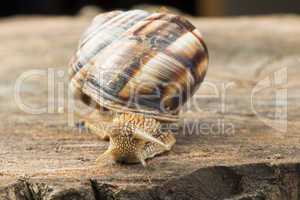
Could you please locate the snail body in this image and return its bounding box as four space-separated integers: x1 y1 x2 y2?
70 10 208 166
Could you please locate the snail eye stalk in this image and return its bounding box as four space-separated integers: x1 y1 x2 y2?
134 128 170 150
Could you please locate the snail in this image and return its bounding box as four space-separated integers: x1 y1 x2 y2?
69 10 208 166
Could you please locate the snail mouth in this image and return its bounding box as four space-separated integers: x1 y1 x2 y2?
115 154 140 164
116 155 127 163
96 145 143 165
108 138 143 164
110 148 141 164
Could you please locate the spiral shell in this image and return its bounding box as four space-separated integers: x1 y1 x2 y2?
70 10 208 122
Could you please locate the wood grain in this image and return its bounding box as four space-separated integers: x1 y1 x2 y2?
0 13 299 199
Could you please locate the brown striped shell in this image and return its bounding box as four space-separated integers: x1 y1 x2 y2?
70 10 208 122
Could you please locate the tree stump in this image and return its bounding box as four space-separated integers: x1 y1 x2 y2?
0 14 299 200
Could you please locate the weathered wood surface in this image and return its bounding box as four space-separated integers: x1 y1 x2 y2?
0 13 300 200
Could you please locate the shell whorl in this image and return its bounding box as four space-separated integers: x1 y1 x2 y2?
70 10 208 122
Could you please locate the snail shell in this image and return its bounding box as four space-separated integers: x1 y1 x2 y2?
70 10 208 121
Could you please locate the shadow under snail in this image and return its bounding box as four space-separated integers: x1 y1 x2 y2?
69 10 208 166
